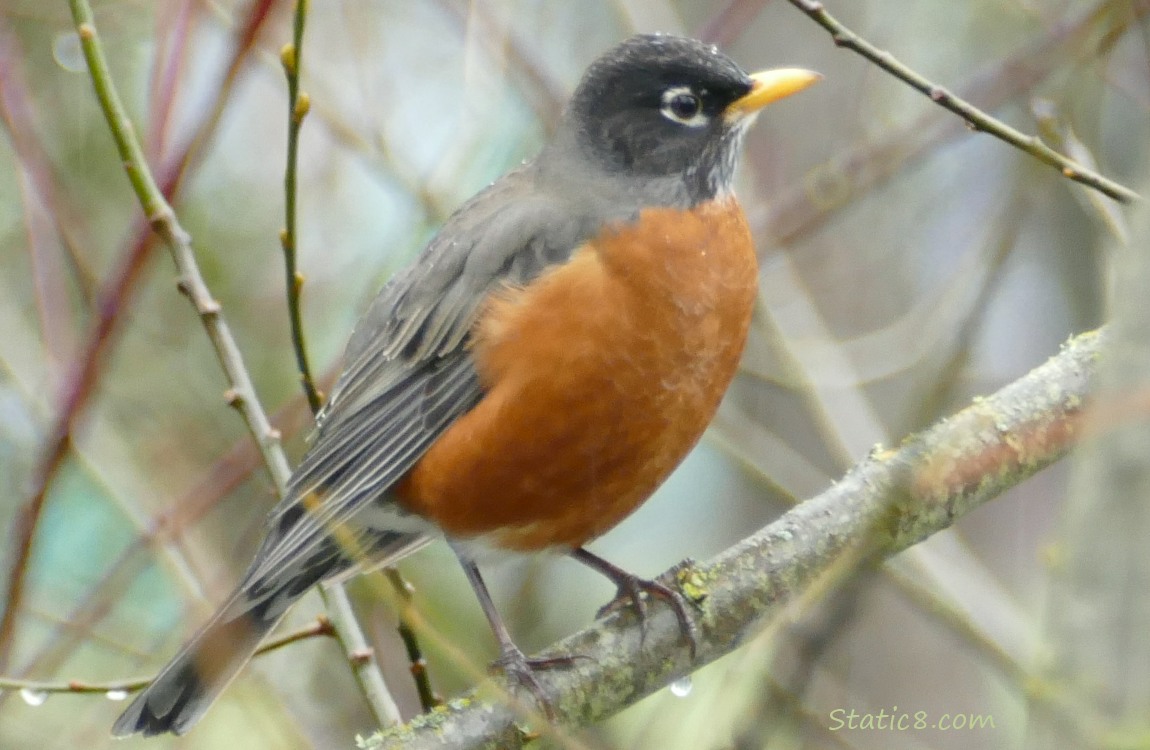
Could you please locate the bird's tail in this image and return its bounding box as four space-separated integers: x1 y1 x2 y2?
111 593 279 737
113 530 429 737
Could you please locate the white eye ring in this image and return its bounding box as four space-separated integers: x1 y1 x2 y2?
660 86 708 127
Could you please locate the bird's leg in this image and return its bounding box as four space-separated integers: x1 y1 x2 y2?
570 547 699 658
451 548 575 717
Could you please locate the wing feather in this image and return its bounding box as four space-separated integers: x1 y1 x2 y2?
238 166 600 589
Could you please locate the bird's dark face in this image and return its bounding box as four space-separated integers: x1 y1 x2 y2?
562 34 819 202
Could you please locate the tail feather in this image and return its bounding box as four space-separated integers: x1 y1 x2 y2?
112 530 426 737
112 600 276 737
113 538 345 737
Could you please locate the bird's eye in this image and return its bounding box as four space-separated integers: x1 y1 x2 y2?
668 93 699 118
660 87 707 126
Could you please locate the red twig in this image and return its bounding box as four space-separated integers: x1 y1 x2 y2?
696 0 773 47
0 0 286 672
0 373 324 709
0 222 157 672
145 0 197 162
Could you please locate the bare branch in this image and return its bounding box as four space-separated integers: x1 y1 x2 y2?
786 0 1140 204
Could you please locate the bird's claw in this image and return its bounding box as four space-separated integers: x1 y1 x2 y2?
491 645 585 720
595 571 700 659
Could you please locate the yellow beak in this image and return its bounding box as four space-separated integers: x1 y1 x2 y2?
726 68 822 118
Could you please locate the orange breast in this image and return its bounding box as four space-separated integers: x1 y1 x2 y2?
394 199 758 551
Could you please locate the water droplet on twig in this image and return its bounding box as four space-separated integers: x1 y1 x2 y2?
669 676 693 698
52 33 85 73
20 688 48 706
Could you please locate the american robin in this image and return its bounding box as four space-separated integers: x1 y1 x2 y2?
113 33 819 737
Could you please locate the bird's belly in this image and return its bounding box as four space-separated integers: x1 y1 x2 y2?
394 200 757 551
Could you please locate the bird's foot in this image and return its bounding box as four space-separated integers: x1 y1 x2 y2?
594 567 699 658
491 644 583 720
572 548 700 656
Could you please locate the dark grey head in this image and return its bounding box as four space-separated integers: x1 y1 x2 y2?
550 34 819 204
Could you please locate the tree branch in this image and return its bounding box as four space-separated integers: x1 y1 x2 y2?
63 0 400 727
786 0 1140 204
762 0 1140 245
362 328 1104 749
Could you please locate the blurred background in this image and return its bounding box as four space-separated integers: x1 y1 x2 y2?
0 0 1147 748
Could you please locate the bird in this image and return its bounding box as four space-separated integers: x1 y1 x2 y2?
112 32 820 737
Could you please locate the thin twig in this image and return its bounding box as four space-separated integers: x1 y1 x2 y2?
0 375 325 711
761 0 1145 245
279 0 438 716
384 569 441 711
0 220 155 674
0 618 336 696
63 0 401 728
786 0 1141 204
696 0 771 46
144 0 195 163
432 0 567 132
279 0 322 414
0 26 98 303
0 0 282 673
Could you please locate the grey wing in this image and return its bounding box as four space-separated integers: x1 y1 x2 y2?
243 167 596 585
